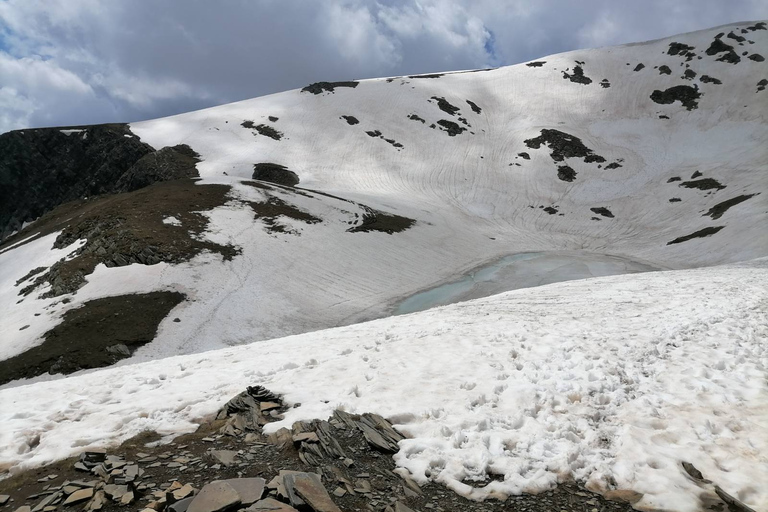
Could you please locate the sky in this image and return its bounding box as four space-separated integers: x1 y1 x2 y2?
0 0 766 134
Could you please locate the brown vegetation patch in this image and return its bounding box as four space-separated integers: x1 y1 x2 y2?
17 180 238 298
0 291 184 385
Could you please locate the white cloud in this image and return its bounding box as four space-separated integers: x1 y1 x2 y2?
0 0 765 132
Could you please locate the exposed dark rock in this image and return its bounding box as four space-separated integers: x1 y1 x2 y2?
0 291 185 385
669 197 681 202
268 116 279 122
517 152 530 160
667 42 696 61
365 130 382 138
524 129 605 163
706 38 741 63
526 61 546 67
252 164 299 187
340 115 359 125
727 31 746 43
682 69 697 80
590 207 614 218
430 97 461 116
600 79 611 88
605 162 622 170
758 79 768 92
466 100 482 114
407 73 444 78
700 75 722 84
748 53 765 62
704 194 758 219
679 178 726 191
667 176 681 182
557 165 577 182
659 115 670 119
562 65 592 85
633 63 645 71
0 124 164 241
301 81 359 94
436 119 466 136
407 114 425 123
347 206 414 234
115 145 200 192
543 207 558 215
650 85 702 110
747 22 766 31
658 65 672 75
667 226 725 245
254 125 283 141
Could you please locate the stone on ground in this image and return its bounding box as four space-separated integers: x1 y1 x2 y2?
188 481 241 512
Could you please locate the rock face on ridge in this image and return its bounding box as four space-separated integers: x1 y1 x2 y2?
0 124 199 240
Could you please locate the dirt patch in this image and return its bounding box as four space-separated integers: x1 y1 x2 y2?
650 85 702 110
524 129 606 164
16 180 238 298
0 291 184 385
704 194 758 219
430 96 461 116
436 119 466 136
562 65 592 85
679 178 726 191
301 81 359 94
252 163 299 186
246 196 321 235
340 115 359 125
347 206 414 235
667 226 725 245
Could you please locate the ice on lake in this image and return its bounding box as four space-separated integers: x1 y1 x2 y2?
395 252 660 315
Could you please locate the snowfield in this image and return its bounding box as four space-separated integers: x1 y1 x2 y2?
1 260 767 511
1 21 767 512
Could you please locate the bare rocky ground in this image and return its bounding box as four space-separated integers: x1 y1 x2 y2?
0 387 640 512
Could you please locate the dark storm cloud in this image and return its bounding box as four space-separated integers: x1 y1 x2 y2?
0 0 765 133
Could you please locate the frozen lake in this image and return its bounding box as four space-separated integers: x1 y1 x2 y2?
395 252 660 315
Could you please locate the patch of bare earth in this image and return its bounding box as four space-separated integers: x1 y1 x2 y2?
0 292 184 385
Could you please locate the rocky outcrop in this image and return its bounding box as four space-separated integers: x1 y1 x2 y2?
0 124 200 241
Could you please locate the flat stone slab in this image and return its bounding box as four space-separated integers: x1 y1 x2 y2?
221 478 266 506
188 481 241 512
291 473 342 512
210 450 238 467
246 498 298 511
63 488 93 506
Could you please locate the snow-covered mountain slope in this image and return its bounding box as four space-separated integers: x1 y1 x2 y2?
2 22 765 372
2 260 767 512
